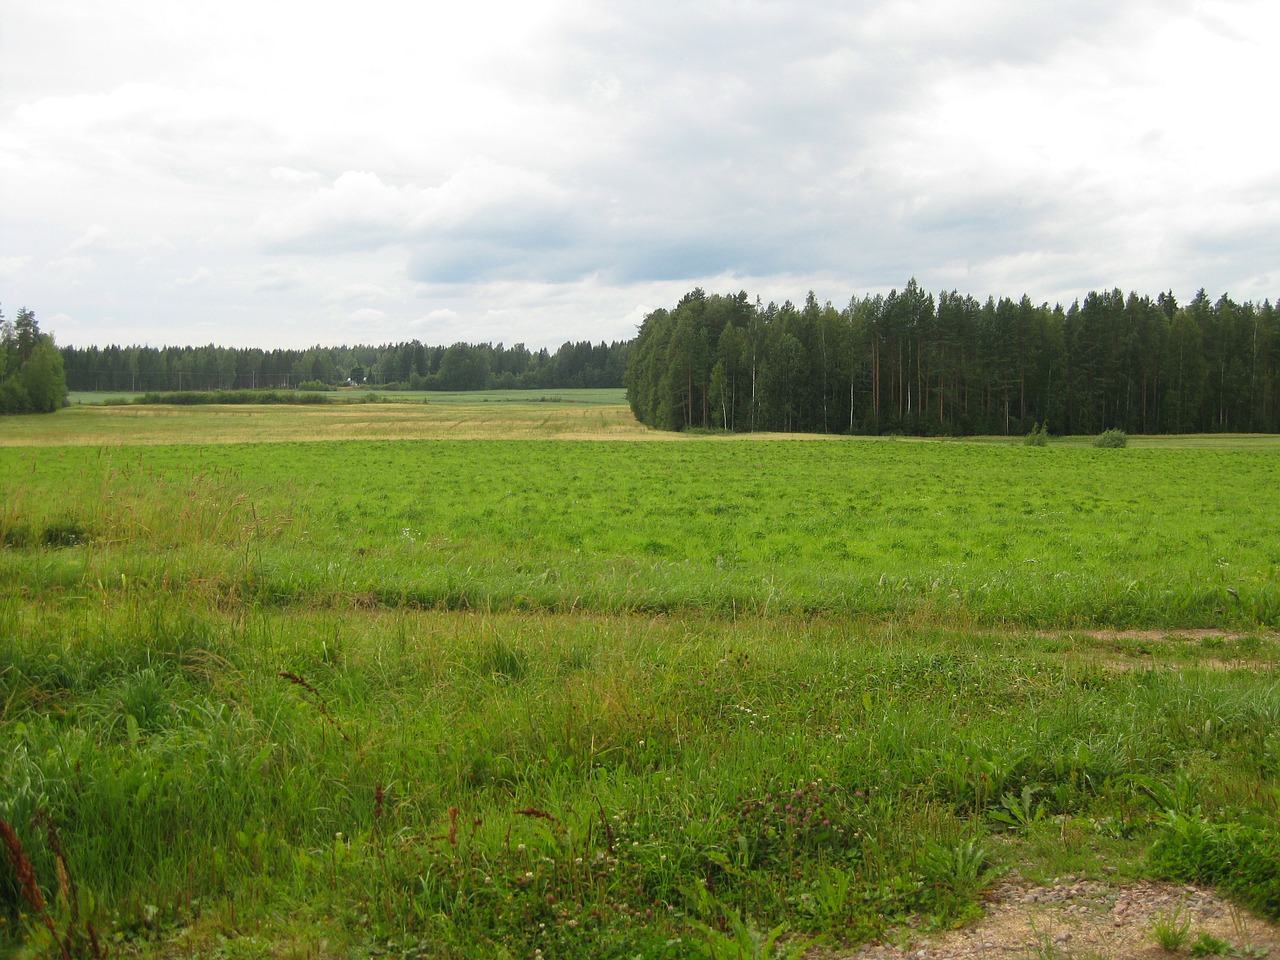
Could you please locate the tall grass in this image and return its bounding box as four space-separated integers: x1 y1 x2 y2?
1 436 1278 955
2 600 1278 955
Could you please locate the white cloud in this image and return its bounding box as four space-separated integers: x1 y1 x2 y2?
67 225 116 253
174 267 211 286
255 171 421 252
270 167 325 185
0 256 33 280
256 161 574 250
2 0 1278 349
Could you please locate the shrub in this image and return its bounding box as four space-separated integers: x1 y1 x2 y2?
40 516 90 547
1024 422 1049 446
1 521 33 548
134 390 329 406
1093 428 1128 448
0 377 31 414
296 380 333 392
1146 813 1280 919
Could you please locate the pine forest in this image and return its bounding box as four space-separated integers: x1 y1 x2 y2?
625 282 1280 436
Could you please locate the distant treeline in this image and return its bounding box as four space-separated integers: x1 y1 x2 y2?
61 339 630 393
626 283 1280 436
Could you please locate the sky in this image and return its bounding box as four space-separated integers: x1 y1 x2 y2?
2 1 1278 351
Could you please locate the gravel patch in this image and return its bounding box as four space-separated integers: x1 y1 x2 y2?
836 875 1279 959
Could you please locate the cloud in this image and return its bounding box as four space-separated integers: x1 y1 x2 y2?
3 0 1279 350
323 282 395 304
406 308 461 333
0 256 33 280
174 266 211 286
12 82 279 184
270 166 324 185
257 160 577 262
255 171 420 252
67 225 116 253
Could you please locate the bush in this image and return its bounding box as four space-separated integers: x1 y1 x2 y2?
40 516 90 547
1024 422 1049 446
1146 813 1280 919
134 390 329 406
1 521 33 548
0 377 31 414
1093 429 1128 448
296 380 333 392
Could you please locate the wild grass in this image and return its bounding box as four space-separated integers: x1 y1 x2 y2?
3 602 1277 956
1150 902 1192 950
3 439 1277 627
1 420 1278 956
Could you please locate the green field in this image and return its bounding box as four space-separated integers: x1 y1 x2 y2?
2 402 1278 958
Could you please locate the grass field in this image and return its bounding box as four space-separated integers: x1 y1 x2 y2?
11 393 649 446
2 399 1278 959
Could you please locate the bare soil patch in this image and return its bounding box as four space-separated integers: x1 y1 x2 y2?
838 875 1280 959
1081 629 1268 643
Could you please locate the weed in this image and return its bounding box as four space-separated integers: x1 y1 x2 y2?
792 864 855 933
1130 769 1202 817
1149 901 1192 951
1189 931 1240 956
989 785 1046 831
727 781 858 865
1025 918 1070 960
684 880 808 960
917 838 999 921
1025 938 1069 960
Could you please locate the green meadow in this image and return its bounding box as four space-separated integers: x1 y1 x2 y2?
2 399 1278 958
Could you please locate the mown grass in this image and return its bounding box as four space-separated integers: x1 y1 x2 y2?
21 400 1280 448
3 439 1277 627
1 416 1279 958
5 393 651 446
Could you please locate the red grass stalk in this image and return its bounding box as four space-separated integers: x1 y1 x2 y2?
36 810 77 927
0 816 72 960
0 816 45 913
277 671 354 746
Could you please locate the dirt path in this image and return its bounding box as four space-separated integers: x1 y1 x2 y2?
839 874 1280 959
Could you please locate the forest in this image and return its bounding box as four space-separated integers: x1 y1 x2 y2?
30 280 1280 436
59 338 630 393
625 282 1280 435
0 306 68 414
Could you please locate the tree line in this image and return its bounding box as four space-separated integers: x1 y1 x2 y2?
60 339 630 393
1 306 68 414
625 283 1280 436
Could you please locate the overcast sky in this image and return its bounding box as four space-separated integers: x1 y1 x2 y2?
2 1 1277 350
